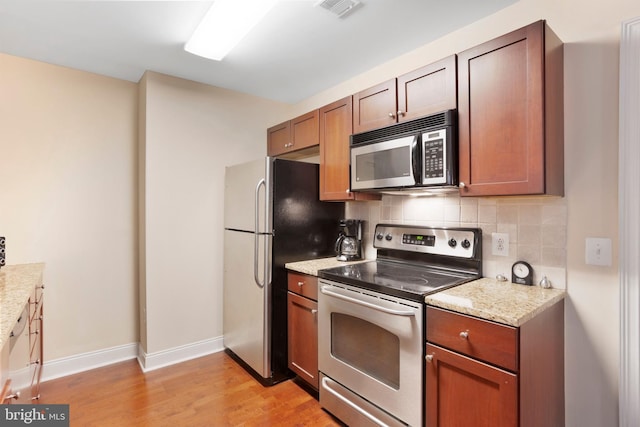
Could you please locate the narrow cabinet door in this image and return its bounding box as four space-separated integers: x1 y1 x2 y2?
457 21 545 196
319 96 353 201
287 292 319 389
425 343 518 427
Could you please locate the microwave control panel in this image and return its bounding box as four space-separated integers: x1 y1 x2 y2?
422 129 447 184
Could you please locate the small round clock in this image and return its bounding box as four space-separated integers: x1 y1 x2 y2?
512 260 533 285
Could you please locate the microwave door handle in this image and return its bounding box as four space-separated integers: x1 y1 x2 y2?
411 135 421 185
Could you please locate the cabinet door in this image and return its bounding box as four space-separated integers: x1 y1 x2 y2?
319 97 380 201
426 343 518 427
458 20 558 196
397 55 457 122
287 292 319 389
267 121 291 156
353 79 397 133
320 97 352 201
290 110 319 152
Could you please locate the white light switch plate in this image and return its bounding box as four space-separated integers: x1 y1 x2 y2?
585 237 612 266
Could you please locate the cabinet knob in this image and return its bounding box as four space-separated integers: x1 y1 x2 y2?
311 309 318 315
7 391 21 401
459 331 469 339
425 354 434 363
459 182 466 188
397 110 405 117
297 281 304 287
388 112 396 119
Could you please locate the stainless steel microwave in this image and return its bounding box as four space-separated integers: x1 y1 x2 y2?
350 110 458 192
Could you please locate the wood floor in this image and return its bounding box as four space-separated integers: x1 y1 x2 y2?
37 351 343 426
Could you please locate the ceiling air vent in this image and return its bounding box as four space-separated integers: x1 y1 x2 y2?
315 0 361 18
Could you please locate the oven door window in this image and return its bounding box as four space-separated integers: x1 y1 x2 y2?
330 313 400 389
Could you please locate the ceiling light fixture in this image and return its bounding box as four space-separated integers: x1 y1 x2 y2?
185 0 278 61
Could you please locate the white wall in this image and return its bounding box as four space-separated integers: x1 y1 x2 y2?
293 1 639 425
138 72 289 362
0 53 138 360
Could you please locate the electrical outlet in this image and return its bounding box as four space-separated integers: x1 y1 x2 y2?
492 232 509 257
585 237 612 266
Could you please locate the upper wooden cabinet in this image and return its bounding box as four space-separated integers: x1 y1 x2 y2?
319 96 380 201
353 55 457 134
267 110 319 157
457 20 564 197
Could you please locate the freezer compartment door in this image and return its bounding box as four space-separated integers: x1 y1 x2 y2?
223 229 271 379
224 158 268 233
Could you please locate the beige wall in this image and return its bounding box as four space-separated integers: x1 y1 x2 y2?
139 72 289 356
0 53 138 360
294 0 639 425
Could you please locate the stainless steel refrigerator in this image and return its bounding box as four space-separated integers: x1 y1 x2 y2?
223 157 344 385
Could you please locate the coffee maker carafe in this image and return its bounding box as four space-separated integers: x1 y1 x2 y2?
335 219 363 261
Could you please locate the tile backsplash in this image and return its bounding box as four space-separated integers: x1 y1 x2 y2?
346 193 567 289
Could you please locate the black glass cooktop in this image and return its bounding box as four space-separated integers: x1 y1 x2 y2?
318 260 477 302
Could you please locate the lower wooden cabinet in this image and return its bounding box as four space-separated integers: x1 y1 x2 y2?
287 272 319 389
426 343 518 427
425 302 564 427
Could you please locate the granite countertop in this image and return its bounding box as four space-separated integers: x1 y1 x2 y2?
285 257 369 277
425 277 566 327
0 263 45 350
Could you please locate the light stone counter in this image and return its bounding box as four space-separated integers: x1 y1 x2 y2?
0 263 45 350
285 257 369 277
425 277 566 327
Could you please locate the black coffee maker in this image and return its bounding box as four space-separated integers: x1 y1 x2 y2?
335 219 364 261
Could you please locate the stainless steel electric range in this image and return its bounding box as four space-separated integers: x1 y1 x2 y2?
317 224 482 427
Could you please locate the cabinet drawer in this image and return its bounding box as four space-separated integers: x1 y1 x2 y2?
426 307 518 372
287 272 318 301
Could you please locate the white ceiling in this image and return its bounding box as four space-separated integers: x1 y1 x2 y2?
0 0 517 104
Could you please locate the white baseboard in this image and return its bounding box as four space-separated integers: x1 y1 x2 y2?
38 343 138 384
137 336 224 372
12 337 225 387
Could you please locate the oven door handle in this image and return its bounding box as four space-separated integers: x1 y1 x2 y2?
320 286 416 316
321 376 392 427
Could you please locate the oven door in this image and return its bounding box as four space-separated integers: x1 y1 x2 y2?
318 279 423 427
350 135 418 190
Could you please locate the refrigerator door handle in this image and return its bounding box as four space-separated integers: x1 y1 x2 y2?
254 178 266 289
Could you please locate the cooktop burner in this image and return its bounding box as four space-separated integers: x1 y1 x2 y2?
318 224 482 302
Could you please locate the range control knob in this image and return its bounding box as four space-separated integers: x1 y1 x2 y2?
448 238 457 248
385 234 393 241
376 233 384 241
461 239 471 249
